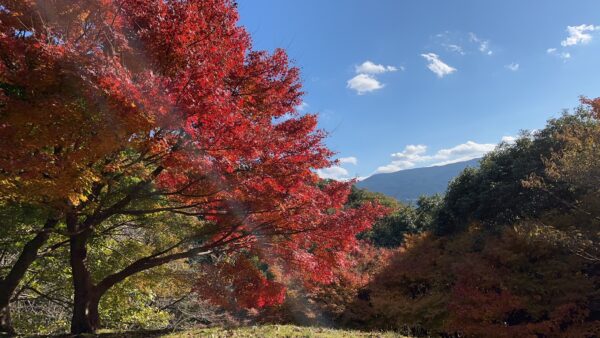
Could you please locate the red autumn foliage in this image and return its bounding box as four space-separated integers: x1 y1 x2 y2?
306 243 394 319
344 228 600 337
254 242 394 326
581 96 600 119
0 0 387 333
194 257 286 310
0 0 156 204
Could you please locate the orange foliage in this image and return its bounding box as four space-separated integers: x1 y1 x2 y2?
344 227 600 337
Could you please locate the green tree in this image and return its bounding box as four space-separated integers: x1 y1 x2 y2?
433 107 597 235
352 188 441 248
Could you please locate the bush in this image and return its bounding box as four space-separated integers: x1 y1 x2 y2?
343 226 600 337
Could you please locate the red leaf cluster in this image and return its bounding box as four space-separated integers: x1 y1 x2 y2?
0 0 388 316
195 257 286 310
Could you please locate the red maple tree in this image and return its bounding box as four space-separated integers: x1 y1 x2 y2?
0 0 385 334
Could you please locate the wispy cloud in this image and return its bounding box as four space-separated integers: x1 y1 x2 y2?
347 74 384 95
435 31 494 57
547 48 571 60
296 101 309 111
505 63 519 71
421 53 456 78
469 33 493 55
444 44 466 55
561 24 599 46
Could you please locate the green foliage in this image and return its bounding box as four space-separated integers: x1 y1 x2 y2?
0 203 48 254
346 186 401 210
352 189 442 248
433 108 598 235
362 205 417 248
6 201 202 334
100 281 171 331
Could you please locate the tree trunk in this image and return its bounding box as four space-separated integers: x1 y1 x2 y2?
0 303 14 335
68 212 98 335
88 294 101 332
71 287 101 335
0 218 58 335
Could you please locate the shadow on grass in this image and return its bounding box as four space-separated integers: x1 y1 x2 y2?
15 328 179 338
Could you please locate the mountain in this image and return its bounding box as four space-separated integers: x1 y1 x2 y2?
356 158 480 203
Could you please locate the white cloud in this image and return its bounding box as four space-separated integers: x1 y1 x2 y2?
445 44 465 55
316 166 349 180
436 31 494 57
317 156 359 180
391 144 428 161
355 61 398 74
348 61 401 95
376 140 497 174
347 73 384 95
480 42 492 55
469 33 493 55
505 63 519 71
501 135 516 144
376 145 427 173
338 156 358 165
432 141 495 165
547 48 571 60
561 24 599 47
296 101 309 111
421 53 456 78
376 161 417 173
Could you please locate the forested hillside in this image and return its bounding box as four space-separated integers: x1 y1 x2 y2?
341 104 600 336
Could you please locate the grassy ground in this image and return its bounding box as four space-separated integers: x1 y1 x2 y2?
87 325 406 337
162 325 405 337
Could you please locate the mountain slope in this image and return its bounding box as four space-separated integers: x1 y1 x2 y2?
356 158 480 202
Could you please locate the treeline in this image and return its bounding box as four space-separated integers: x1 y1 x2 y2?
284 101 599 337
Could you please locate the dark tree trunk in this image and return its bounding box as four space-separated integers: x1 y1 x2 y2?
68 212 98 335
0 218 58 335
0 303 14 336
88 294 101 331
71 286 101 335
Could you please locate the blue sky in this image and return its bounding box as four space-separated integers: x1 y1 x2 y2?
238 0 600 180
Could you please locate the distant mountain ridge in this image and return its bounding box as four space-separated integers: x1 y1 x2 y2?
356 158 480 203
